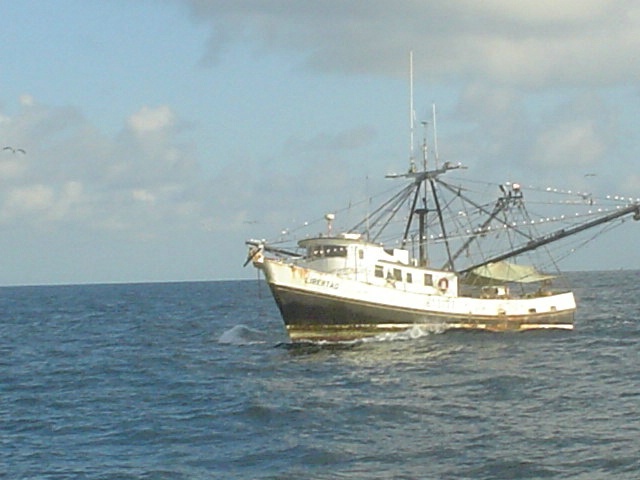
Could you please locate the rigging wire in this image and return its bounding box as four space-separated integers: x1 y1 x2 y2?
255 167 639 277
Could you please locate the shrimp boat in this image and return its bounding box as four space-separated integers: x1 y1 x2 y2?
246 159 639 342
245 88 640 342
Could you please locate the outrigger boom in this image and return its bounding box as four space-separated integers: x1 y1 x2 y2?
460 201 640 275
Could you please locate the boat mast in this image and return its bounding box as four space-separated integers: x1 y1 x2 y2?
409 51 416 173
416 120 429 266
400 53 454 268
405 51 429 265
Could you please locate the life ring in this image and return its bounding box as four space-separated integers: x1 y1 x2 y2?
437 277 449 292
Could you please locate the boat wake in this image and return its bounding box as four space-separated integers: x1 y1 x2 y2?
282 324 450 349
218 324 268 345
366 324 449 343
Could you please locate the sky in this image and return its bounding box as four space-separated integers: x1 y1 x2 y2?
2 0 640 286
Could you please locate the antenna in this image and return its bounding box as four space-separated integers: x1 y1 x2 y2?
409 51 416 172
421 120 429 171
432 103 439 168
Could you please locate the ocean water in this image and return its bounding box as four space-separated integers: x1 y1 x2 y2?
1 271 639 479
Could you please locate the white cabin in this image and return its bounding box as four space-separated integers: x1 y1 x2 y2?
297 234 458 297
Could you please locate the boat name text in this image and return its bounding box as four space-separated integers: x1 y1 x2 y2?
305 277 340 289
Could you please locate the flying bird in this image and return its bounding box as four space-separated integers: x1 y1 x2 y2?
3 146 26 154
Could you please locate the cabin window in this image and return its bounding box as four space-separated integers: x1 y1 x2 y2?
393 268 402 281
309 245 348 258
358 249 364 259
327 246 347 257
406 272 413 283
375 265 384 278
424 273 433 286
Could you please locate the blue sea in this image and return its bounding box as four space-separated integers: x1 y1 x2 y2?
1 270 639 479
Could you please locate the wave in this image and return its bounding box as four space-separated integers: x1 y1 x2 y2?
218 324 268 345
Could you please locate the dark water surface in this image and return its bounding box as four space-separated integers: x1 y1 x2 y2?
1 271 639 479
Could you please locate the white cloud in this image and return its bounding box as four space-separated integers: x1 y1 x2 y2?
5 184 54 213
183 0 640 87
19 94 35 107
127 105 174 134
0 98 215 242
0 157 28 179
533 121 604 168
472 0 609 22
131 188 157 204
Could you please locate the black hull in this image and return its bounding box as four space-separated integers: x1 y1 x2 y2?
270 284 575 342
